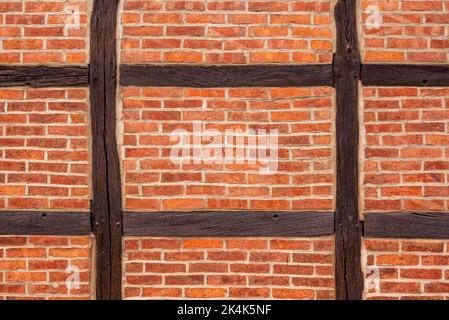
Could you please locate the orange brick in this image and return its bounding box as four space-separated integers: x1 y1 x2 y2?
184 239 223 249
185 288 227 298
377 254 419 266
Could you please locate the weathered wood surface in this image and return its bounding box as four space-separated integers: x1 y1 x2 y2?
120 64 333 87
124 211 335 237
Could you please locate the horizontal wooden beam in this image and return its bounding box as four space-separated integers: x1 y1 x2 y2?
0 66 89 87
361 64 449 87
123 211 334 237
364 212 449 239
0 211 91 235
120 64 333 87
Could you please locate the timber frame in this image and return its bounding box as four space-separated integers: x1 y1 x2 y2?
0 0 448 300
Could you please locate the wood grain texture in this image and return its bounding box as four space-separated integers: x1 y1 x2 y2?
124 211 335 237
0 66 88 87
364 213 449 239
362 64 449 87
0 212 90 235
120 64 333 87
90 0 122 300
333 0 364 300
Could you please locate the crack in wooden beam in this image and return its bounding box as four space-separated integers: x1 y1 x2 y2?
90 0 122 300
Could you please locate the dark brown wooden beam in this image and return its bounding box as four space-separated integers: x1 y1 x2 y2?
361 64 449 87
333 0 364 300
90 0 122 300
0 66 88 87
0 211 90 235
364 212 449 239
120 64 333 87
123 211 334 237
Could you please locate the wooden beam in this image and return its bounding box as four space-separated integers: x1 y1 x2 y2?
90 0 122 300
124 211 335 237
333 0 364 300
0 66 88 87
361 64 449 87
120 64 333 87
364 212 449 239
0 212 90 235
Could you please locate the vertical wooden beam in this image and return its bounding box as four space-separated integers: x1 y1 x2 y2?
333 0 364 300
90 0 122 300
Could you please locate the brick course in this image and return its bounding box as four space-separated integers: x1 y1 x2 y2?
1 0 449 301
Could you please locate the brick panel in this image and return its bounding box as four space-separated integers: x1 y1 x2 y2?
119 0 334 64
0 235 94 300
360 0 449 63
363 238 449 300
0 88 91 211
0 0 90 64
362 87 449 213
123 237 335 299
120 87 335 211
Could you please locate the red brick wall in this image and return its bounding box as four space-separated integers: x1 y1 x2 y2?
362 87 449 212
363 239 449 300
0 0 90 64
120 86 335 211
123 237 335 299
0 88 91 211
0 236 94 300
360 0 449 63
119 0 334 64
1 0 449 301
